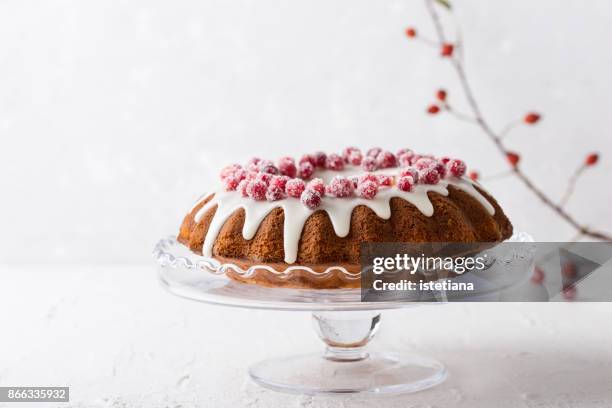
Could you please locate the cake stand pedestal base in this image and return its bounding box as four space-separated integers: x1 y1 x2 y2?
249 311 447 395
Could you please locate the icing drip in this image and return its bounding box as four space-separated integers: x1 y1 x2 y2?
192 175 495 264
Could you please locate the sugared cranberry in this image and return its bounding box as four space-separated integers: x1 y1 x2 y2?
233 168 247 182
278 157 297 178
397 176 414 192
414 158 435 170
299 154 317 167
419 168 441 184
270 175 289 190
357 180 378 199
447 159 466 177
468 171 479 181
438 156 451 164
347 150 363 166
376 151 397 169
298 161 315 179
378 174 393 187
246 157 261 172
326 176 354 198
223 175 240 191
220 164 242 180
432 160 447 178
398 152 414 167
366 147 382 158
342 147 360 163
361 156 378 171
237 179 249 197
266 185 286 201
247 180 267 200
245 171 258 181
258 160 279 174
255 172 272 185
400 167 419 183
285 178 306 198
358 174 379 185
301 188 322 209
326 154 345 171
307 178 325 196
314 151 327 168
349 176 359 188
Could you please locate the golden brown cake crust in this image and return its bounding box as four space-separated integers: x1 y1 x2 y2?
177 185 512 289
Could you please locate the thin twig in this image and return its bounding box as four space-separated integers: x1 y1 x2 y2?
559 165 586 208
423 0 612 241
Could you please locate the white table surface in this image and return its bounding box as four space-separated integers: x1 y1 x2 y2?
1 265 611 408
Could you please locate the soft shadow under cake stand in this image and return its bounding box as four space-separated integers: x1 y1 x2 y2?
153 235 534 396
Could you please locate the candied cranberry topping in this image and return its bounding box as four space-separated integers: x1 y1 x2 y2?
266 185 286 201
397 176 414 192
220 149 472 203
307 178 325 196
298 161 315 179
326 176 354 198
278 157 297 178
447 159 467 177
301 188 322 209
326 153 345 171
357 180 378 199
285 178 306 198
247 180 267 200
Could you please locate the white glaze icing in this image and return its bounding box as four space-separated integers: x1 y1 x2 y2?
191 169 495 264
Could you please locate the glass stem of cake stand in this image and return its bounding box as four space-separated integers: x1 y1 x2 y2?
312 311 382 362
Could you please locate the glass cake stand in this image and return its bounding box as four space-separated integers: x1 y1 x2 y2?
152 233 534 396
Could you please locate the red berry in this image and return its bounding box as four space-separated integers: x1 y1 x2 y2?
298 161 315 179
419 168 441 184
400 167 419 183
220 164 242 181
223 175 240 191
246 157 261 172
376 151 397 169
441 43 454 57
299 154 317 167
427 104 440 114
398 152 414 167
258 160 279 175
436 89 447 101
378 174 393 187
325 154 345 171
432 160 447 178
278 157 297 178
414 157 435 170
255 172 272 185
348 150 363 166
247 180 267 200
270 175 289 190
468 171 479 181
397 176 414 192
326 176 354 198
585 153 599 166
357 180 378 199
531 266 545 284
396 148 413 157
405 27 417 38
307 178 326 196
447 159 467 177
349 176 359 188
285 178 306 198
237 179 250 197
314 151 327 167
562 285 577 301
300 188 322 210
366 147 382 158
361 156 378 171
358 174 379 185
342 147 360 162
524 112 541 124
506 152 520 167
266 185 286 201
438 156 451 164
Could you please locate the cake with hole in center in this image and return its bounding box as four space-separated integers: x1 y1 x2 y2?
178 147 512 288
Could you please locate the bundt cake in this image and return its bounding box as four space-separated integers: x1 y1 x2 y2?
178 147 513 288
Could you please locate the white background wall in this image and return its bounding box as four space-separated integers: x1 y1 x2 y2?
1 0 611 265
